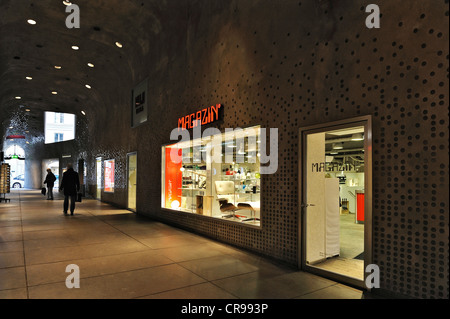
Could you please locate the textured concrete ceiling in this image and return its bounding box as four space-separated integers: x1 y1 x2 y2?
0 0 163 147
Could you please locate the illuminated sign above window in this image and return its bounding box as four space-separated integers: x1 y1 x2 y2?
177 104 223 131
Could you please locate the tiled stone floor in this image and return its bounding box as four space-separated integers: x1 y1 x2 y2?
0 189 372 299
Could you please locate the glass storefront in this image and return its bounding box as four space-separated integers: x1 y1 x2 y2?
104 159 115 193
127 153 137 211
161 125 261 226
302 123 368 284
96 157 102 199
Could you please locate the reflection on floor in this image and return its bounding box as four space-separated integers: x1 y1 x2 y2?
313 214 364 280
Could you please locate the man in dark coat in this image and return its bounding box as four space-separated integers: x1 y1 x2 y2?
59 163 80 215
43 168 57 200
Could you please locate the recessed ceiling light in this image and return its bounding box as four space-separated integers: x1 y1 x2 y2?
15 96 21 99
26 76 33 80
332 143 344 150
351 133 364 141
115 42 123 48
81 110 86 115
52 91 58 95
63 1 72 5
85 84 91 89
25 109 31 112
27 19 37 25
54 65 62 69
71 45 79 50
87 63 94 68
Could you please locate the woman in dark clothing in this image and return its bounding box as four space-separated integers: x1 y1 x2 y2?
43 168 57 200
59 163 80 215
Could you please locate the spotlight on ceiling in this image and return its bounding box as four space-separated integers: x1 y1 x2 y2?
81 111 86 115
63 1 72 5
27 19 37 25
25 109 31 112
26 76 33 80
51 91 58 95
85 84 91 89
71 45 79 50
351 133 364 141
115 42 123 48
87 63 94 68
15 96 21 100
54 65 62 69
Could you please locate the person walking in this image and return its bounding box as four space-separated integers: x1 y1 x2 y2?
59 163 80 216
43 168 57 200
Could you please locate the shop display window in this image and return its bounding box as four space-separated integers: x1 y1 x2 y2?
161 125 261 226
104 159 115 193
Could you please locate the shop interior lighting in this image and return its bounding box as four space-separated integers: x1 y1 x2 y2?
81 110 86 115
237 143 245 155
71 45 79 50
51 91 58 95
115 42 123 48
27 19 37 25
87 63 94 68
351 133 364 141
85 84 91 89
332 143 343 150
15 96 21 99
63 1 72 5
54 65 62 69
26 76 32 80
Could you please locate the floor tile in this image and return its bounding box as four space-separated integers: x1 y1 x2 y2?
0 288 28 299
28 264 206 299
140 282 237 299
0 251 24 268
179 255 259 281
0 267 27 290
297 283 364 299
26 250 174 286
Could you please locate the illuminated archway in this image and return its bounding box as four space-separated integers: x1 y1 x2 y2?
4 145 26 188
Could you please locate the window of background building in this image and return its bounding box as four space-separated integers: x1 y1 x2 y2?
162 125 261 226
44 111 75 144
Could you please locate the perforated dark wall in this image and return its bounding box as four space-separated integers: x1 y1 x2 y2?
77 0 448 299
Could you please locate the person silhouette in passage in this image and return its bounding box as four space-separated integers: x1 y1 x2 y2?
59 163 80 215
43 168 56 200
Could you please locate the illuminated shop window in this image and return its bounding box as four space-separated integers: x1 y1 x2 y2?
104 159 115 193
162 125 261 226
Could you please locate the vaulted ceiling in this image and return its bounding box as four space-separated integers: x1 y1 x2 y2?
0 0 164 149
